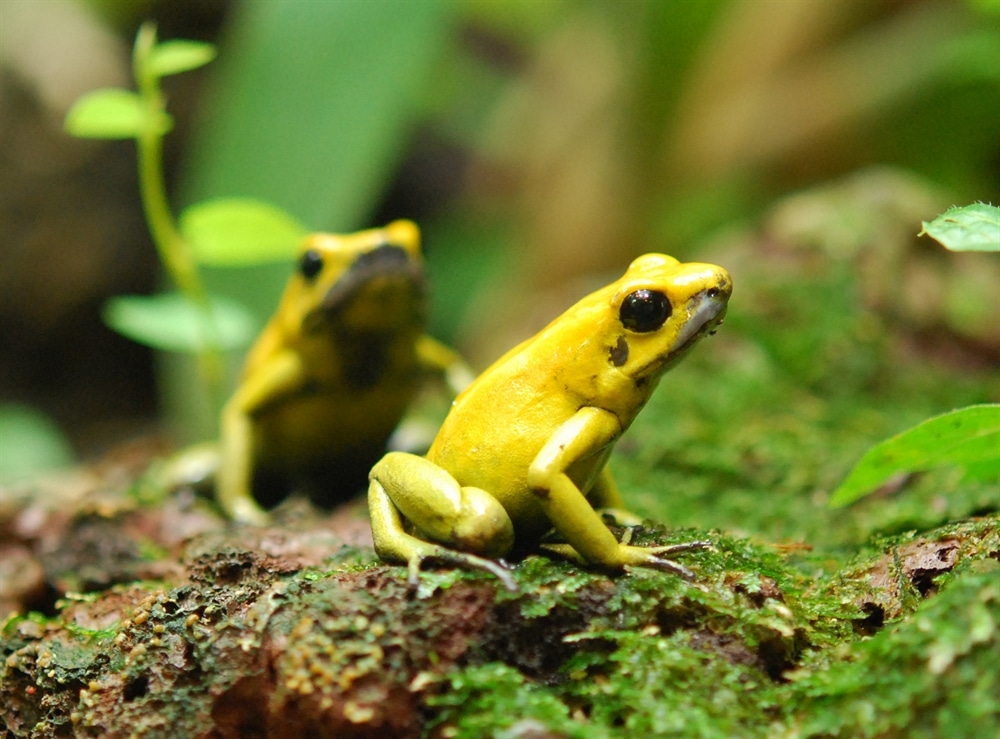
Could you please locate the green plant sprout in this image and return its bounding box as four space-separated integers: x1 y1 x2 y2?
830 203 1000 507
919 202 1000 253
64 22 308 403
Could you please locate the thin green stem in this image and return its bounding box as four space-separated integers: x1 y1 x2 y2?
133 24 204 303
137 120 206 303
132 22 225 396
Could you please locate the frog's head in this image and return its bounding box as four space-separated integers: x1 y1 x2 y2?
282 220 427 337
606 253 731 386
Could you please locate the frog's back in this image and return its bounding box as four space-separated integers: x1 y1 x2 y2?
426 339 583 526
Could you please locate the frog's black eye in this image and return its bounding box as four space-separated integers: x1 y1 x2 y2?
620 289 671 332
299 249 324 280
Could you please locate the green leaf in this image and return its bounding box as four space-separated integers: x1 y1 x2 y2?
103 292 257 353
148 40 217 78
919 203 1000 252
182 0 451 229
64 89 169 139
830 404 1000 507
968 0 1000 16
0 405 75 483
960 457 1000 485
180 198 308 266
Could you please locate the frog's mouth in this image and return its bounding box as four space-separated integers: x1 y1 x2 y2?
673 288 728 351
306 245 426 332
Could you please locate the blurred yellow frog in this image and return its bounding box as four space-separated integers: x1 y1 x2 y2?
368 253 732 590
214 220 469 524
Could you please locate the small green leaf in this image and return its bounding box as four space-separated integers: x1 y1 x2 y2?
148 40 217 78
64 89 168 139
0 405 75 483
830 404 1000 507
919 203 1000 252
180 198 308 266
103 292 257 353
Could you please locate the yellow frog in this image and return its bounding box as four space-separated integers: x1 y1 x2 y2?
368 253 732 590
215 220 468 524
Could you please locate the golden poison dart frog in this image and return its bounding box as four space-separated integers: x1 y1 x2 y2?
368 254 732 590
216 220 469 524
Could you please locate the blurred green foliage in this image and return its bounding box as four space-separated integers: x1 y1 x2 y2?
169 0 999 340
182 0 452 229
0 405 75 485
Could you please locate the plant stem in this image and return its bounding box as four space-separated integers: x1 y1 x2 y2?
132 23 225 395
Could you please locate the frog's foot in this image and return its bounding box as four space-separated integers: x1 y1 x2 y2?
542 539 711 581
158 442 220 492
401 540 518 592
225 495 271 527
625 540 713 580
368 452 517 589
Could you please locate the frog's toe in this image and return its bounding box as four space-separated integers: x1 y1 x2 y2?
641 556 698 581
406 544 518 592
406 557 424 589
622 540 711 580
464 554 518 592
649 539 713 556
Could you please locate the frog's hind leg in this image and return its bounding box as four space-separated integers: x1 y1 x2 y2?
367 452 517 590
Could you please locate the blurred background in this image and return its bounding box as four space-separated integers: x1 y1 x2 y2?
1 0 998 479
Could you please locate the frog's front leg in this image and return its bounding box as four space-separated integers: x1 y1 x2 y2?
217 350 305 525
528 407 709 580
368 452 518 590
415 334 476 396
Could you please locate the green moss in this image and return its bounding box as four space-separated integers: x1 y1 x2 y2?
426 662 592 739
407 517 997 738
496 555 602 619
783 562 999 738
565 630 775 738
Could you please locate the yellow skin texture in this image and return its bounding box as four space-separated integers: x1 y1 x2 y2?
368 254 733 590
217 220 466 525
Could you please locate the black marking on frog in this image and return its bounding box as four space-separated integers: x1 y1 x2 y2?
609 336 629 367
